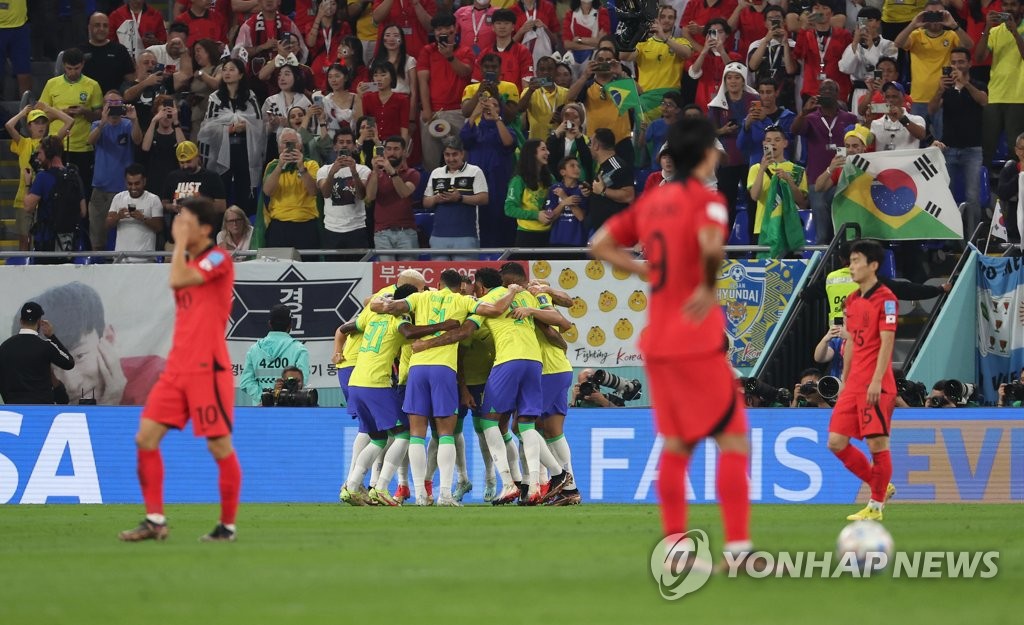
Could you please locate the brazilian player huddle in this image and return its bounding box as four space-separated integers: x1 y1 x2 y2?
335 263 580 508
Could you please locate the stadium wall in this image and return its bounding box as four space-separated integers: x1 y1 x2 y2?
1 407 1020 505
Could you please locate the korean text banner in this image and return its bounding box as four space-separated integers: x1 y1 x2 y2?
2 407 1019 505
976 254 1024 402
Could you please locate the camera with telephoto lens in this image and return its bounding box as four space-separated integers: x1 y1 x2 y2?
896 377 927 407
943 380 977 406
261 377 318 407
591 369 642 401
1004 381 1024 403
741 377 792 406
816 376 841 402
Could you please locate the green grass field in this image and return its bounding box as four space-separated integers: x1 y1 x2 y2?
0 503 1019 624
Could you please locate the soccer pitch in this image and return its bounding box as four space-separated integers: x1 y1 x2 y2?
0 504 1018 625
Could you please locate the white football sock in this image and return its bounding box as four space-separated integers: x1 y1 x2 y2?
476 429 495 484
408 438 428 501
370 436 393 488
548 436 574 475
347 441 384 491
397 456 409 486
483 426 513 488
374 437 409 491
521 428 544 489
505 435 522 483
426 435 439 485
538 440 563 477
349 432 371 476
437 436 456 499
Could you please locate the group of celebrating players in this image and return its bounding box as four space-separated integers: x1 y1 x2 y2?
117 118 897 563
335 263 581 508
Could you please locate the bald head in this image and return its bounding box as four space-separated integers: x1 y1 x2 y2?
89 13 110 45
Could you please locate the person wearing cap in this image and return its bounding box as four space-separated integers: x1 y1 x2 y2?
161 140 228 245
814 125 871 193
643 145 677 191
869 81 927 151
708 61 760 223
0 302 76 405
682 18 744 112
894 1 973 141
4 104 74 252
238 303 310 405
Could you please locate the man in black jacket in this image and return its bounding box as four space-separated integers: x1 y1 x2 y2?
0 302 76 404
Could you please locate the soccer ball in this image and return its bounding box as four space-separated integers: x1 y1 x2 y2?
836 520 894 572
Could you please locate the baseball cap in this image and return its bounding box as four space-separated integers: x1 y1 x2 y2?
176 140 199 162
269 304 292 327
881 81 906 94
20 302 43 323
27 110 49 123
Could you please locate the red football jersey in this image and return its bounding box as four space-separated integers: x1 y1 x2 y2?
604 178 730 359
165 246 235 375
843 282 897 391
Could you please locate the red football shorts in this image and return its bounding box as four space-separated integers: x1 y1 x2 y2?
141 370 235 438
829 386 895 440
646 354 748 444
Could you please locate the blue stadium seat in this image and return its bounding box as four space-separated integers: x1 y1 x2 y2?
799 209 815 245
3 256 29 265
879 248 896 280
728 210 750 246
414 211 434 259
950 165 991 208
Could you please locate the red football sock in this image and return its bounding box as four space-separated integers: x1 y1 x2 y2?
137 448 164 517
716 451 750 544
656 450 690 537
217 452 242 525
870 450 892 503
833 445 872 483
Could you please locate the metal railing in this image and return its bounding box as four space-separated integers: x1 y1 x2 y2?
0 244 829 263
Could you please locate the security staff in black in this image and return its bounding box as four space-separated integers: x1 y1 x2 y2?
0 301 76 404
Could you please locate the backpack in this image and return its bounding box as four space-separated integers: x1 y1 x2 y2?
31 165 85 251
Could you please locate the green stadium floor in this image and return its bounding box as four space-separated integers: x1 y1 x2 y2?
0 504 1018 624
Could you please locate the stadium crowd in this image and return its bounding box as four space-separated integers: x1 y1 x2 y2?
5 0 1022 259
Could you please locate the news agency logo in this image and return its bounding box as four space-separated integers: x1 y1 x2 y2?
650 530 713 600
650 536 1000 600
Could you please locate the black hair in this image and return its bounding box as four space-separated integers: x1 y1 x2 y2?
356 115 376 133
335 125 355 142
592 128 616 152
440 269 463 290
384 134 406 149
704 18 731 36
756 77 778 90
395 283 419 300
178 196 219 231
216 58 253 108
876 57 898 70
680 103 703 117
764 4 785 19
371 25 409 85
169 22 189 36
849 239 886 268
342 36 366 73
282 366 303 379
570 0 603 10
666 117 717 180
491 9 517 24
475 267 503 290
275 64 306 94
63 47 85 66
858 7 882 20
950 46 972 59
479 53 502 67
327 62 354 91
557 155 579 173
811 0 834 9
661 91 684 109
369 60 397 89
932 379 947 392
799 367 823 380
500 262 527 280
124 163 147 178
517 139 552 190
430 12 456 29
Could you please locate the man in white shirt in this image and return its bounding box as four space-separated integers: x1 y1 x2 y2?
105 163 164 260
869 81 927 151
423 137 489 260
839 7 899 113
316 126 372 260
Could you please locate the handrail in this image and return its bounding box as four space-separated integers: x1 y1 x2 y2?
899 222 983 373
752 222 861 380
0 244 829 262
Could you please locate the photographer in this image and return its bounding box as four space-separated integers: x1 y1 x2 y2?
791 368 828 408
740 377 791 408
274 367 305 392
240 304 310 406
262 366 319 407
926 380 956 408
573 368 622 408
997 371 1024 407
